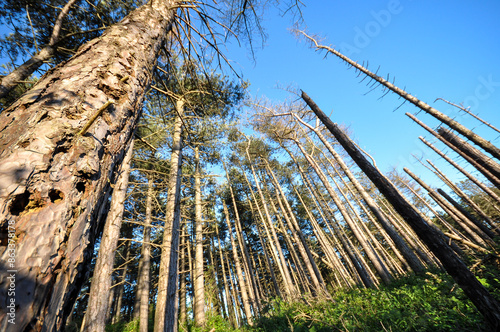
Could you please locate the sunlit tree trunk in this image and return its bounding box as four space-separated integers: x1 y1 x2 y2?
241 163 297 297
83 139 134 331
193 146 206 327
155 98 184 332
135 174 154 332
216 223 237 327
295 140 393 285
427 159 499 234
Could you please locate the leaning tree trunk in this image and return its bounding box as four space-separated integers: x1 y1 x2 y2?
299 31 500 161
83 139 134 332
302 90 500 330
0 1 176 330
155 99 185 332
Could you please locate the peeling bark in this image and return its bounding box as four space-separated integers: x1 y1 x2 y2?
0 1 177 330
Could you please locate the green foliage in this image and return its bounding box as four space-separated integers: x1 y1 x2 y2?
253 270 489 332
105 319 139 332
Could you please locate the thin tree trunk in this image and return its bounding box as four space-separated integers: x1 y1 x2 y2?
136 175 154 332
0 1 176 330
404 168 492 247
223 162 261 314
294 116 424 273
406 113 500 203
284 145 367 288
179 226 187 331
302 90 500 329
407 113 500 190
83 139 134 331
437 188 496 239
155 98 184 332
193 146 205 327
216 223 237 327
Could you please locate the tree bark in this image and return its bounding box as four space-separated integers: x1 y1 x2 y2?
155 98 184 332
0 1 176 330
293 115 424 273
83 139 134 331
417 135 500 205
136 175 153 332
426 159 499 234
295 140 393 285
302 90 500 330
193 146 205 327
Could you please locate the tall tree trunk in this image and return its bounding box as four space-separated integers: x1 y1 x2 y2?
155 98 184 332
263 161 328 295
83 139 134 331
407 113 500 190
283 145 365 288
136 175 154 332
406 113 500 203
404 168 492 248
302 90 500 330
193 146 205 327
0 1 176 330
179 225 187 331
223 162 261 314
112 235 132 325
216 223 237 328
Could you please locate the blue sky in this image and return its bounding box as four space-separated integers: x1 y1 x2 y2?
1 1 499 190
223 0 500 188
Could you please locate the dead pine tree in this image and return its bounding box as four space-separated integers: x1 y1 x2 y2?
301 90 500 330
297 30 500 162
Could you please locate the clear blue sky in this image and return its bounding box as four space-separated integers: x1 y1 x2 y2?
224 0 500 188
1 1 499 190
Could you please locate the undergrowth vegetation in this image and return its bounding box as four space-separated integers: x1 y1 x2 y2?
102 267 500 332
254 270 494 332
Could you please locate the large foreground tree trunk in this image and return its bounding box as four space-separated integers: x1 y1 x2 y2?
302 90 500 330
0 1 176 330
